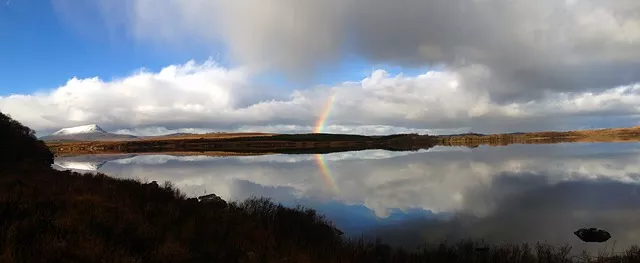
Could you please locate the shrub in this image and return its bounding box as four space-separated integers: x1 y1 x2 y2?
0 112 53 169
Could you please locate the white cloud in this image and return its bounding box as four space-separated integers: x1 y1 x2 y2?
7 1 634 134
53 0 640 103
2 59 640 135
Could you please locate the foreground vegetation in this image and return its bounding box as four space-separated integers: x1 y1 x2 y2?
3 112 640 262
4 168 640 263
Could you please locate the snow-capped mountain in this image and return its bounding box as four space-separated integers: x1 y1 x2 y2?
41 124 139 142
52 124 106 135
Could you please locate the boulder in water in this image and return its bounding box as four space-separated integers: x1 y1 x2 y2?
574 228 611 243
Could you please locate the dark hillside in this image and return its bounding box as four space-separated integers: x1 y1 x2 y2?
0 113 53 169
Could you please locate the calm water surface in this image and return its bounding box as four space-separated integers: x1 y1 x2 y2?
53 143 640 253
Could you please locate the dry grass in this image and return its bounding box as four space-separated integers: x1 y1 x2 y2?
437 126 640 146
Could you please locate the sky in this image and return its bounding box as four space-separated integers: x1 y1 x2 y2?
1 0 640 136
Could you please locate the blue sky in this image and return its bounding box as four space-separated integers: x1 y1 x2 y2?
1 0 640 135
282 199 442 237
0 0 209 95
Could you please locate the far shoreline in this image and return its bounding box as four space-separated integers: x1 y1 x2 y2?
45 126 640 156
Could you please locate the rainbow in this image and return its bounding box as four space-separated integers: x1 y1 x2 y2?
314 154 339 195
313 93 339 194
313 93 336 133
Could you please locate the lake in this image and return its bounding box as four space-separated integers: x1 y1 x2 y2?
52 142 640 254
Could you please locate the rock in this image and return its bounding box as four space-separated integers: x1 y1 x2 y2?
574 228 611 243
198 193 227 208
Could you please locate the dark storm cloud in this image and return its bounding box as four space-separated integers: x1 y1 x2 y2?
58 0 640 102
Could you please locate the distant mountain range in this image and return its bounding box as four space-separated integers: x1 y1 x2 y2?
40 124 139 142
40 124 272 142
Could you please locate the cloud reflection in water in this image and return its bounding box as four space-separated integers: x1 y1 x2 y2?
54 143 640 252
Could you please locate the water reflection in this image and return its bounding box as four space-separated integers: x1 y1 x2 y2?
53 143 640 252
